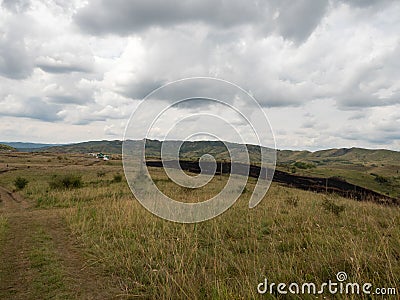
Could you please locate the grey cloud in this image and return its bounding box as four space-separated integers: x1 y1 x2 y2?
35 55 93 74
0 11 35 79
0 97 62 122
302 119 317 129
120 78 166 100
339 131 399 145
271 0 329 43
340 0 394 8
75 0 263 35
0 34 33 79
74 0 397 44
336 46 400 109
1 0 30 13
43 77 96 106
47 95 92 105
337 110 400 145
75 0 329 43
36 64 90 74
348 112 367 120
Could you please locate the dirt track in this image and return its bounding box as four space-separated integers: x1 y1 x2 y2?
0 186 122 299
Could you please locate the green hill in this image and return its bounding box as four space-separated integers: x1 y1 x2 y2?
38 140 400 166
277 147 400 165
41 140 123 154
13 139 400 197
0 144 16 152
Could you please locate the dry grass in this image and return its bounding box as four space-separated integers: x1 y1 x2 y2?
1 153 399 299
66 178 400 299
0 216 7 248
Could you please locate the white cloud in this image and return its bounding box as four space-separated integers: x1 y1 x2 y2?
0 0 399 150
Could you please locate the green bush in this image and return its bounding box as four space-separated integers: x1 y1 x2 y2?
112 173 122 183
373 174 389 184
49 174 83 189
14 176 29 190
322 198 345 216
97 170 106 178
293 161 315 169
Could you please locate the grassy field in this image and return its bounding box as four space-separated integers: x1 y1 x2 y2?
0 152 399 299
0 215 7 250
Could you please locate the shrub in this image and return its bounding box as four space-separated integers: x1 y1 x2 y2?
49 174 83 189
374 175 389 184
322 198 345 216
97 170 106 178
14 176 29 190
285 195 299 207
112 173 122 183
293 161 315 169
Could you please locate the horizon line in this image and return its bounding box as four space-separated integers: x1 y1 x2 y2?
1 139 399 153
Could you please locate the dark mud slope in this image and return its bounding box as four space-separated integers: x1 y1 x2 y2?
146 160 398 206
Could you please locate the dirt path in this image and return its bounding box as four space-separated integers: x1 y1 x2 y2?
0 186 123 299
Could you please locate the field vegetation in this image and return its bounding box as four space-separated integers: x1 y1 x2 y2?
0 152 399 298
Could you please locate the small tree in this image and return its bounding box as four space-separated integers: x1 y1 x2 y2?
14 177 29 190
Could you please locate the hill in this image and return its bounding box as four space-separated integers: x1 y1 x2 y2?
41 140 123 154
0 144 16 152
37 139 400 165
35 139 400 198
277 147 400 165
0 142 63 150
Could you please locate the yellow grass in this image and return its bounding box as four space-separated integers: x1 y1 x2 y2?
1 153 399 299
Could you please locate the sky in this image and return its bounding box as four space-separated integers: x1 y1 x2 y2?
0 0 399 151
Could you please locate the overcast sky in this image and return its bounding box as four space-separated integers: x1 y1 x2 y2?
0 0 399 150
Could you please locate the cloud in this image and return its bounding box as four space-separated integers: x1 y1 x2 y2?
36 56 93 74
0 13 34 79
74 0 330 44
340 0 394 8
336 105 400 145
0 96 62 121
1 0 30 13
75 0 264 35
0 0 399 149
269 0 329 43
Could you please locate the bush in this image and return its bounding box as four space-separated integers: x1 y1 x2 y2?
49 174 83 189
112 173 122 183
322 198 345 216
373 174 389 184
97 170 106 178
285 195 299 207
14 177 29 190
293 161 315 169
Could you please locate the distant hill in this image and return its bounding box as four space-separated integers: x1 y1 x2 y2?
277 147 400 165
0 142 63 151
4 139 400 197
39 139 270 162
41 140 123 154
34 139 400 165
0 144 16 152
